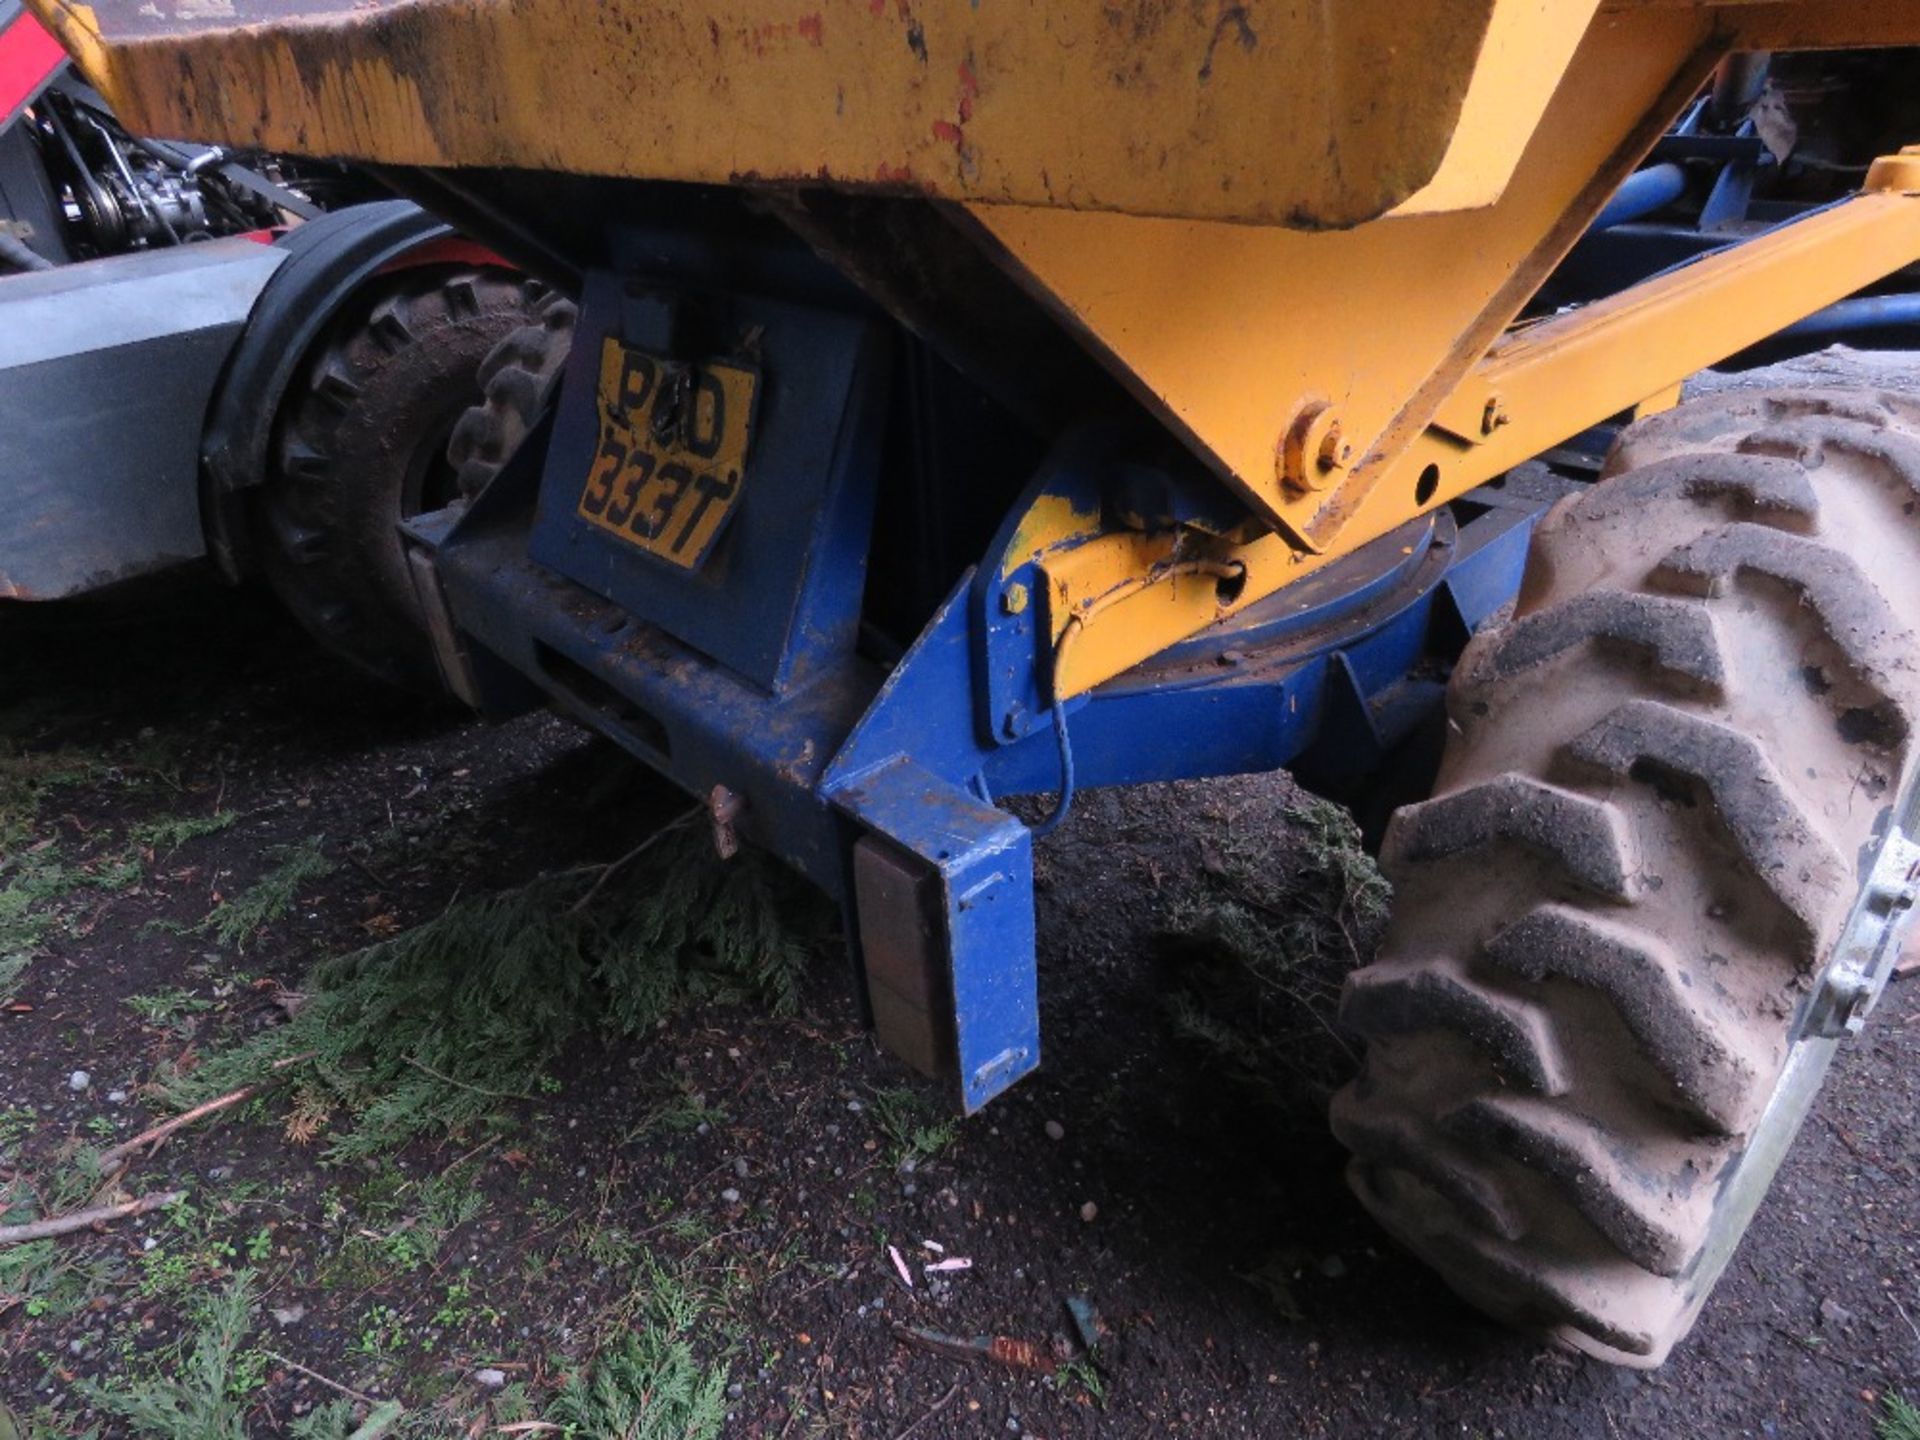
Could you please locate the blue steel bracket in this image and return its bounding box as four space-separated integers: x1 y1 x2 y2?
836 759 1038 1115
822 482 1548 1112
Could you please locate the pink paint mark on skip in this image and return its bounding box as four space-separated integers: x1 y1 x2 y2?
956 59 978 122
869 0 886 15
875 161 916 183
797 12 824 45
931 120 964 147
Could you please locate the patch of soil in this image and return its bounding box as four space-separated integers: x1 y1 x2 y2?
1 574 1916 1438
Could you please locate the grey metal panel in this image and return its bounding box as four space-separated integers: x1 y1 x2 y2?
0 237 285 598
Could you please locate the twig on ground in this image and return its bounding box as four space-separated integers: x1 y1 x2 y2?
1893 1294 1920 1349
347 853 393 892
262 1350 381 1407
1823 1115 1870 1162
97 1051 316 1170
0 1189 182 1247
889 1382 962 1440
345 1402 405 1440
565 807 701 917
404 1055 535 1102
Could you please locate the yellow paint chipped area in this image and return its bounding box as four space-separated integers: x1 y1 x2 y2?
1045 533 1326 698
30 0 1515 228
997 493 1099 582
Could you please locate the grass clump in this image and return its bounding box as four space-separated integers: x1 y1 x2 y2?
175 830 827 1159
0 952 25 1006
200 836 335 949
2 846 139 1000
1162 795 1389 1112
78 1271 261 1440
331 1163 490 1283
869 1086 957 1170
0 733 101 855
130 809 236 852
126 987 216 1030
1883 1394 1920 1440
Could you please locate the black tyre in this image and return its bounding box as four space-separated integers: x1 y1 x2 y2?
253 267 546 692
1333 389 1920 1364
445 288 577 497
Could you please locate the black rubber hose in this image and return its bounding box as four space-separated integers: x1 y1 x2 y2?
0 232 54 273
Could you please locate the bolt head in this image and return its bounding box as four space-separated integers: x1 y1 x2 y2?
1317 424 1353 473
1279 402 1346 496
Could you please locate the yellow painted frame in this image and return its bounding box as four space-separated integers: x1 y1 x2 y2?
1039 163 1920 696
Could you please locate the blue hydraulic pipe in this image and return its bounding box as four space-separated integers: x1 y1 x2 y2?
1779 293 1920 342
1593 163 1688 232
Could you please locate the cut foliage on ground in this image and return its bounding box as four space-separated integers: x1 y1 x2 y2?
1158 796 1387 1118
172 829 830 1160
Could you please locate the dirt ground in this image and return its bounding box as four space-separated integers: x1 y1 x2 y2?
2 560 1918 1439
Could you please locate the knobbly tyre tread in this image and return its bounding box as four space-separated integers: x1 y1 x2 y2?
1332 388 1920 1365
1481 907 1754 1135
1471 593 1727 695
446 288 578 497
1341 960 1569 1097
1564 700 1849 947
1380 775 1635 901
255 267 543 693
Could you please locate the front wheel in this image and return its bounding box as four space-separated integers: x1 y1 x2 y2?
1332 388 1920 1365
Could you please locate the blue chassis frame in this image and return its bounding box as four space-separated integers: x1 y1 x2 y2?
408 226 1551 1115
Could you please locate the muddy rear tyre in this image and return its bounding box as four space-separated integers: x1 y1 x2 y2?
1332 389 1920 1364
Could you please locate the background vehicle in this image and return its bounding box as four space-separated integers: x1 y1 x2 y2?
24 0 1920 1367
0 0 545 693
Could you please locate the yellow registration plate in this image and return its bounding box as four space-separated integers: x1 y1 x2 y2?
575 338 758 568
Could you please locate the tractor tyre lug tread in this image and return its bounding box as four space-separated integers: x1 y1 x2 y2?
1334 387 1920 1365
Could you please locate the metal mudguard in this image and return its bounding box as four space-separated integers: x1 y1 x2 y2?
0 237 284 600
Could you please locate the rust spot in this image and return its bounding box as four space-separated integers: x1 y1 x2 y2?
797 12 824 45
930 119 963 147
874 161 915 183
